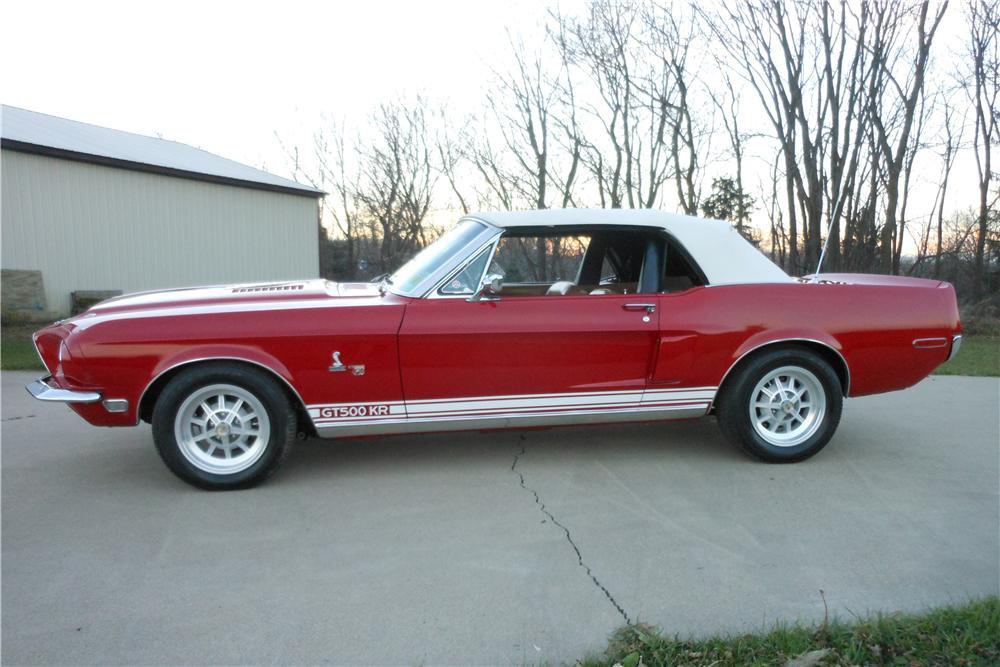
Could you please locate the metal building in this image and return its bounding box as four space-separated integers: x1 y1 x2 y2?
1 105 323 316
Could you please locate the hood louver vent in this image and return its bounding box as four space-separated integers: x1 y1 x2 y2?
232 283 306 294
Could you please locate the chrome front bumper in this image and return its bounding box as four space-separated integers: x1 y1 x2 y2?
25 376 101 403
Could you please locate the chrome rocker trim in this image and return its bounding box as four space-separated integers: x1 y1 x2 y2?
25 376 101 403
314 403 708 438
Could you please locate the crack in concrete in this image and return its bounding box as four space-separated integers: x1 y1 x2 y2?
511 436 632 624
1 414 35 422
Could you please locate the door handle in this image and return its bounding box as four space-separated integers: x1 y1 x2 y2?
622 303 656 313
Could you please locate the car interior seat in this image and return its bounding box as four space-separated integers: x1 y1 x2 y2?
546 281 586 296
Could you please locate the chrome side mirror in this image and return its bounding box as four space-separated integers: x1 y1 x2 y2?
468 273 503 302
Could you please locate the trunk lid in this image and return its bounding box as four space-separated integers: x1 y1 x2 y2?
801 273 948 288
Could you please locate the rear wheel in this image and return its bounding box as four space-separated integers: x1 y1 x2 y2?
717 347 842 462
152 363 296 489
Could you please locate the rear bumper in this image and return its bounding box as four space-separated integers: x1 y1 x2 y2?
25 376 101 403
948 334 963 362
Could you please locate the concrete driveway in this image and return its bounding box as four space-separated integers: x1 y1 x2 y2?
2 370 997 665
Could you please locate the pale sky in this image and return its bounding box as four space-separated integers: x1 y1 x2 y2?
1 0 980 248
1 0 555 173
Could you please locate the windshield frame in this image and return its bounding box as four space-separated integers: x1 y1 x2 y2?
387 219 500 298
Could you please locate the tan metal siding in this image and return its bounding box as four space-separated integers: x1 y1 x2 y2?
2 150 319 314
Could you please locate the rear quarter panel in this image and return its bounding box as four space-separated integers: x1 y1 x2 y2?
654 280 960 397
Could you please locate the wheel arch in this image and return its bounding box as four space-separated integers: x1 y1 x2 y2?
137 356 312 432
713 338 851 409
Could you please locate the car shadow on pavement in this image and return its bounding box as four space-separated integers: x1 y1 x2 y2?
278 417 742 484
59 414 818 493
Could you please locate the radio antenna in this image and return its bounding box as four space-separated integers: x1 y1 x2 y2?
811 192 847 282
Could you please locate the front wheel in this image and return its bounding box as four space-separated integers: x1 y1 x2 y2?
152 363 296 490
716 347 843 462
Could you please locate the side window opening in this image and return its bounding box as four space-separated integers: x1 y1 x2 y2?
468 228 705 297
661 236 705 293
589 231 648 294
487 234 592 295
439 245 492 295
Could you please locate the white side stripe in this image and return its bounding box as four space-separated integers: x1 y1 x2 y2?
308 386 717 426
71 298 392 330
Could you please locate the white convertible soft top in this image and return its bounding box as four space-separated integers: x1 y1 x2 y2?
466 209 793 286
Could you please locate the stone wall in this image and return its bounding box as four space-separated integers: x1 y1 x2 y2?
1 269 54 322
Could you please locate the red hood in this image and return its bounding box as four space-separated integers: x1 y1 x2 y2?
34 279 390 383
80 279 380 317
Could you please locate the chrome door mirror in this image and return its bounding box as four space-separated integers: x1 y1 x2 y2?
468 273 503 302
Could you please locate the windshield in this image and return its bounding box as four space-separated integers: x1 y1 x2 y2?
389 220 488 294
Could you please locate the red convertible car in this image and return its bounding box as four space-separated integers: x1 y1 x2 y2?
27 209 961 489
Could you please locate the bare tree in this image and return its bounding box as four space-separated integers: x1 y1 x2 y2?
862 0 947 274
645 3 706 214
497 43 555 209
486 35 584 210
933 96 965 277
277 120 361 279
964 0 999 294
435 109 472 215
894 85 933 271
764 147 789 267
354 99 435 273
816 0 874 272
286 0 995 301
709 0 818 272
319 124 362 278
709 73 749 235
549 16 587 208
708 0 946 276
469 127 518 211
555 0 677 209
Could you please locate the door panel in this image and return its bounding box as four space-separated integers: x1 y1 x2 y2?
398 295 659 412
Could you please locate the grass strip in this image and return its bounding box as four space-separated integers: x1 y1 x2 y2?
581 596 998 667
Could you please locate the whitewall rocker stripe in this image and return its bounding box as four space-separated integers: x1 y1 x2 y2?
307 386 717 434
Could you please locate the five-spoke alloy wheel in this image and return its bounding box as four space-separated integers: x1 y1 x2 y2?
717 346 842 462
152 363 296 490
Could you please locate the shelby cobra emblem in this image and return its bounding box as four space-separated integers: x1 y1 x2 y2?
328 351 365 376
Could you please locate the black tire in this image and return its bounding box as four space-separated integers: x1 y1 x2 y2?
716 346 843 463
151 362 296 490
